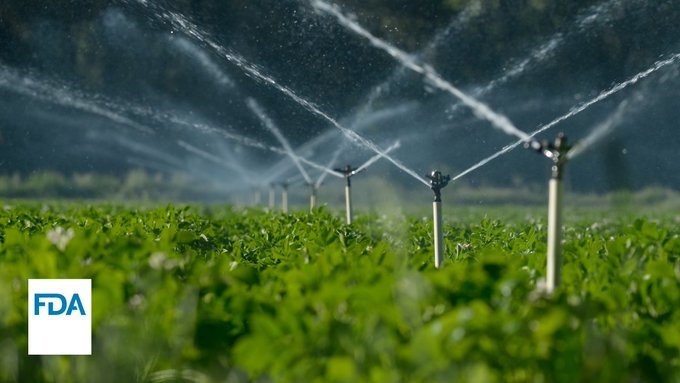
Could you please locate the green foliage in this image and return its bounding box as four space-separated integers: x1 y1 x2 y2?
0 203 678 382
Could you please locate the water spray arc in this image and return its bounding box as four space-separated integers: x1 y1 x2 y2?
444 0 627 119
312 0 532 144
0 64 153 135
567 99 633 161
426 170 451 269
525 133 571 294
247 98 313 186
353 140 401 175
312 5 476 175
127 0 429 187
452 52 680 182
334 165 357 224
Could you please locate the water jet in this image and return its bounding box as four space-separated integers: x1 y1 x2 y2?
453 52 680 182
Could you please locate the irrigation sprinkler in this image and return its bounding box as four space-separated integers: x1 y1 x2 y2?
268 184 276 211
334 165 357 224
525 133 571 293
280 182 289 213
426 170 451 269
254 189 262 206
308 183 318 211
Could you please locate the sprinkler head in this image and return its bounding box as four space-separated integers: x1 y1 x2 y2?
426 170 451 202
334 164 357 177
525 133 571 179
525 140 543 152
334 164 357 186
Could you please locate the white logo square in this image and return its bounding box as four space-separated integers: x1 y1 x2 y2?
28 279 92 355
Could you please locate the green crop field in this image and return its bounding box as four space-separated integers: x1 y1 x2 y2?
0 204 679 382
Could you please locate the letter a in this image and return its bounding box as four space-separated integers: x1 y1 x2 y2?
66 294 86 315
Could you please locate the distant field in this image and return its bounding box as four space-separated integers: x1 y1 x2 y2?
2 171 680 210
0 204 678 382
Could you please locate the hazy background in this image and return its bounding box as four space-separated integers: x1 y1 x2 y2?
1 0 679 202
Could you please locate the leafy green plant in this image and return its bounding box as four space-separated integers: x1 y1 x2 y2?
0 204 678 382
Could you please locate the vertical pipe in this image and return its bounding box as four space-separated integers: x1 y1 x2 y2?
282 185 289 213
433 200 443 269
427 170 450 270
310 186 317 211
345 178 352 224
546 177 563 293
268 186 275 211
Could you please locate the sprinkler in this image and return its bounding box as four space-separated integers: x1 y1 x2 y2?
254 189 262 206
308 183 318 211
426 170 450 269
333 165 357 224
280 182 289 213
525 133 571 293
268 184 276 211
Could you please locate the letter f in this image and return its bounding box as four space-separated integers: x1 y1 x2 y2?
35 294 47 315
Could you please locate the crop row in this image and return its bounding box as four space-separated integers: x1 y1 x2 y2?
0 204 678 382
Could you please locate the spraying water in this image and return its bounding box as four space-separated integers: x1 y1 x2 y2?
0 64 153 134
446 0 629 117
163 112 343 178
354 141 401 174
0 63 265 182
445 37 564 118
314 140 400 188
452 52 680 181
177 139 250 178
315 140 348 187
105 133 184 169
246 98 313 184
124 0 429 187
311 0 532 143
130 102 344 178
64 81 344 181
566 99 633 160
349 3 478 126
171 36 236 89
315 5 477 182
290 102 415 187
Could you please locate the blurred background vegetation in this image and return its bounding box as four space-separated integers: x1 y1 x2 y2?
1 170 678 212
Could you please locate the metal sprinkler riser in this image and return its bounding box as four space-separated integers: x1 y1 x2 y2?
279 182 289 213
254 189 262 206
308 183 318 211
426 170 451 269
268 184 276 210
525 133 571 294
334 164 358 225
